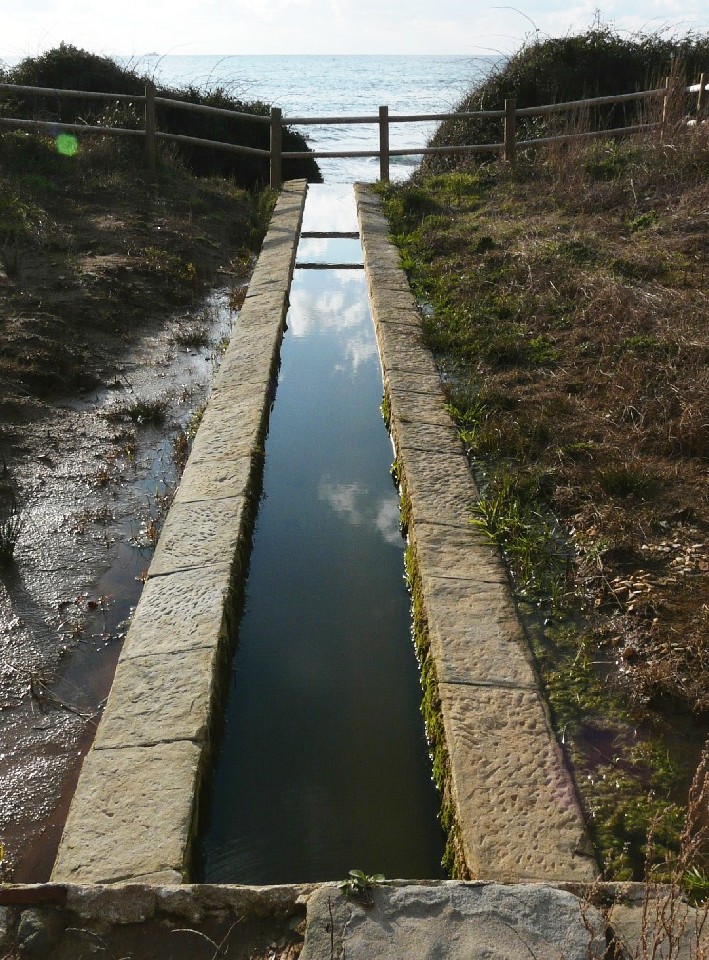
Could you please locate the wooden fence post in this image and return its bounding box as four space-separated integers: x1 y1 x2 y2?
270 107 282 190
504 98 517 165
661 74 684 138
379 105 390 183
144 81 156 177
697 72 707 117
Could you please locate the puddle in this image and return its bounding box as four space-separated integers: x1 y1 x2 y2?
199 186 444 883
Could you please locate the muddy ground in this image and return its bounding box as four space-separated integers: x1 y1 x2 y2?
0 137 261 880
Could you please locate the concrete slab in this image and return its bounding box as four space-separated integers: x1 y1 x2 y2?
300 882 607 960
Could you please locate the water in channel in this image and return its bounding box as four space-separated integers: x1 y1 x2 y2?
199 185 444 884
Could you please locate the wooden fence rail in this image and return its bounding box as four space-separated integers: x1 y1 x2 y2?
0 75 706 187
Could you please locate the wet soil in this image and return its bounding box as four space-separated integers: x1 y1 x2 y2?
0 147 258 880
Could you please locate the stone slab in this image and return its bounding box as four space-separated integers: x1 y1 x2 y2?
411 520 509 587
185 395 265 455
368 284 420 315
51 741 201 884
399 446 478 526
50 179 308 888
121 563 234 659
370 303 422 328
390 387 456 428
374 323 435 375
391 417 463 455
609 897 709 960
93 643 221 749
211 326 281 387
239 286 290 325
437 683 596 881
149 498 247 577
174 446 257 505
384 366 446 397
206 371 274 417
300 882 607 960
421 573 538 687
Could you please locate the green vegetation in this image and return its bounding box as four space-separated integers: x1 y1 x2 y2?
339 870 385 904
0 62 276 399
0 44 321 187
424 26 709 174
379 28 709 884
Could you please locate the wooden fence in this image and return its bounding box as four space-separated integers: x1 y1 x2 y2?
0 75 706 189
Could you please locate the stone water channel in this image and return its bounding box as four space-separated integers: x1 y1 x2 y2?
199 184 444 883
50 179 595 888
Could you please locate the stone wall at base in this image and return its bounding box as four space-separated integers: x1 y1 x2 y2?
4 881 704 960
50 181 308 886
355 184 597 883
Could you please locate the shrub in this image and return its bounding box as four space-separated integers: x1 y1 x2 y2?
422 27 709 174
0 44 321 187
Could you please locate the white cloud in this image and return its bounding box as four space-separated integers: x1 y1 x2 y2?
317 479 402 546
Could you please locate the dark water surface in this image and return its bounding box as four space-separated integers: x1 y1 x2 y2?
199 186 444 883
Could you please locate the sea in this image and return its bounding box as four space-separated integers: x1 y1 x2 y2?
0 54 497 183
133 55 497 182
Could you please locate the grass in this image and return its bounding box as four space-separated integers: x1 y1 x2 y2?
379 119 709 884
104 397 168 426
0 502 23 565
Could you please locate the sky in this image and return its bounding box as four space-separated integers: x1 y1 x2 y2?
1 0 707 61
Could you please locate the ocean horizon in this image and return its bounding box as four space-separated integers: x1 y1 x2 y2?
2 52 499 181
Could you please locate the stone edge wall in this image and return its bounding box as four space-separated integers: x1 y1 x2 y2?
355 184 597 884
50 181 308 886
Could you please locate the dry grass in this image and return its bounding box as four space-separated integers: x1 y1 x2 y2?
381 120 709 879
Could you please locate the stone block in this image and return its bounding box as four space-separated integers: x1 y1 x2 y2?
412 521 508 585
399 446 477 526
390 388 455 428
384 367 445 397
51 741 200 884
93 643 221 749
149 497 248 577
421 573 538 688
390 417 463 455
300 882 606 960
121 563 234 659
437 683 596 881
65 884 158 923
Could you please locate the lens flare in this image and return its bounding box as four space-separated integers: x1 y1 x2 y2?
56 133 79 157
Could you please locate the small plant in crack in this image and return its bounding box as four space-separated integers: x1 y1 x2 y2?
339 870 385 905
